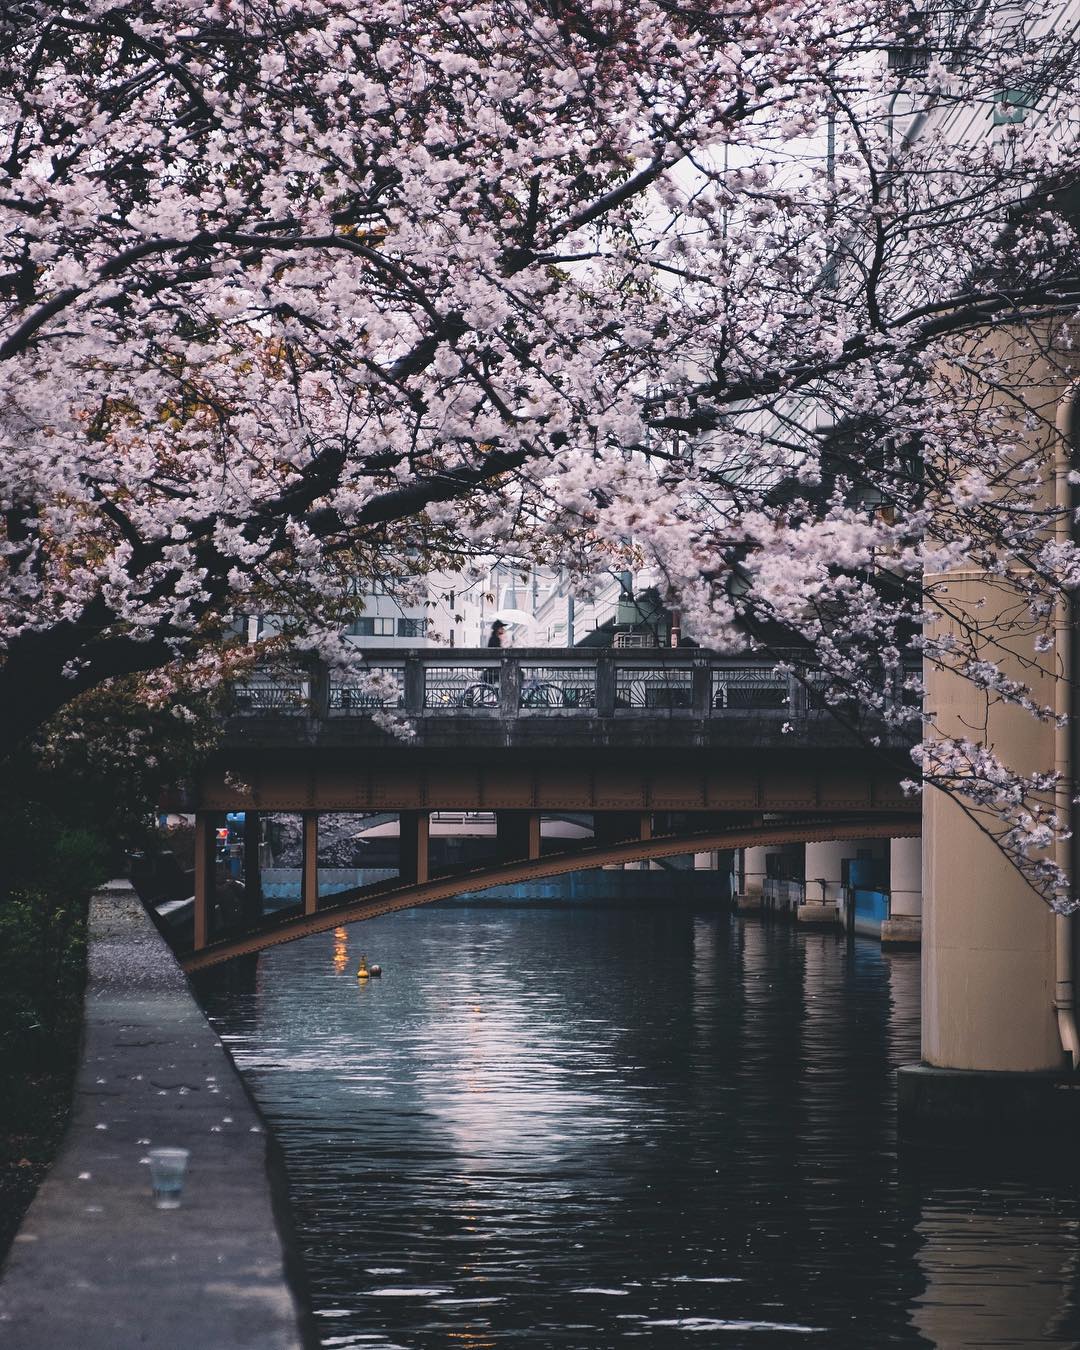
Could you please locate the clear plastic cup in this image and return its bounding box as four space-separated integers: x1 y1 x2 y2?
147 1147 190 1209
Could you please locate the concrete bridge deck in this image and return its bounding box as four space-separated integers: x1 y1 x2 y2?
179 648 920 966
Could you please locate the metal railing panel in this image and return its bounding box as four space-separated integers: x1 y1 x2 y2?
424 664 501 710
518 666 597 710
614 666 694 710
712 666 789 711
328 667 406 712
233 675 311 715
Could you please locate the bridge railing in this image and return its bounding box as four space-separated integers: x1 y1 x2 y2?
230 649 921 726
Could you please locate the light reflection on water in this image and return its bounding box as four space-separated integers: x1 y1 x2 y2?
195 906 1080 1348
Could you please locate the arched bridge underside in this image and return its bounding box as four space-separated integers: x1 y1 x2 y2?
182 815 919 972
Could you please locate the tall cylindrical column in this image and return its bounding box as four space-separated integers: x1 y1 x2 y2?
898 349 1080 1140
921 572 1058 1072
742 846 769 896
798 837 858 927
802 839 858 907
889 836 922 916
735 845 772 913
882 835 922 947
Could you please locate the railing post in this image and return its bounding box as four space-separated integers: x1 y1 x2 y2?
692 659 711 716
786 667 807 716
404 656 424 715
309 661 330 719
194 811 211 951
500 655 520 718
596 654 615 717
302 811 318 915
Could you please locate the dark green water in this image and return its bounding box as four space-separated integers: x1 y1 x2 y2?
194 907 1080 1349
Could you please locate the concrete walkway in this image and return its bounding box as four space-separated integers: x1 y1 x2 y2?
0 881 312 1349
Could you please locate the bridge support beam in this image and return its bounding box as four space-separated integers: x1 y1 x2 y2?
302 811 318 916
193 811 212 951
400 811 429 885
496 811 541 863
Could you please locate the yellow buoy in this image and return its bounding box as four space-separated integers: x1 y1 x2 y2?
357 955 370 980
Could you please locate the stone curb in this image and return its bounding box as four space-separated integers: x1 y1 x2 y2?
0 882 313 1349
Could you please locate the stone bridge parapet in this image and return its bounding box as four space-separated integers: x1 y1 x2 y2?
221 647 918 754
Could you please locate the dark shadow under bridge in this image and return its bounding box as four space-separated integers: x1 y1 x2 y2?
181 814 919 972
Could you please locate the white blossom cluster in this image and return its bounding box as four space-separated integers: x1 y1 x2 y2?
2 1 1080 902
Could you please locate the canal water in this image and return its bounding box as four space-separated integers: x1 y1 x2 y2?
194 906 1080 1349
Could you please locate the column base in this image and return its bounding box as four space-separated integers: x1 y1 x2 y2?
734 892 762 913
796 902 840 927
881 915 921 948
897 1063 1080 1148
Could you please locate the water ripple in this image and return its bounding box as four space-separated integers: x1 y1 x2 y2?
196 905 1080 1349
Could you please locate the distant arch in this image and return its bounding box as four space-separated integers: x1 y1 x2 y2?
182 814 919 972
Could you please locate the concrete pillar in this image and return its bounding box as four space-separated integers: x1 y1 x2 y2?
798 838 857 926
919 571 1058 1074
736 845 769 912
897 367 1080 1142
802 839 855 906
882 835 921 947
742 846 768 894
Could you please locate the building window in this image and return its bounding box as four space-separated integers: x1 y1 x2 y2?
347 616 395 637
398 617 428 638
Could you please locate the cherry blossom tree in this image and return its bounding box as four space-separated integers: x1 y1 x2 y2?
2 1 1080 903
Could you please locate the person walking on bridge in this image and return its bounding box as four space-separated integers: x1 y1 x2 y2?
487 620 506 648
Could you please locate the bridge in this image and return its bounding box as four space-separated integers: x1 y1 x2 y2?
181 648 920 970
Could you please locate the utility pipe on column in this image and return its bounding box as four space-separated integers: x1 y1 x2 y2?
1054 392 1080 1068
